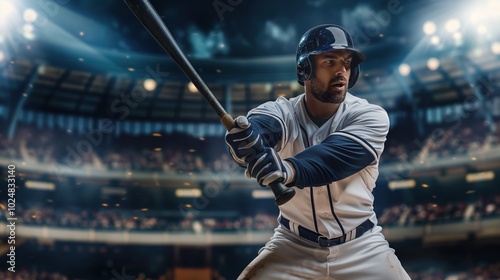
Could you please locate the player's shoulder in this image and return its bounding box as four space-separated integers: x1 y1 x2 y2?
342 93 389 125
252 94 304 111
344 92 387 113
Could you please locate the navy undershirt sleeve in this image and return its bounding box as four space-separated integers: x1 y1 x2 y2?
286 134 376 188
248 114 283 149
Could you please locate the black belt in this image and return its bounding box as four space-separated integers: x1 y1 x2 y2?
279 216 374 247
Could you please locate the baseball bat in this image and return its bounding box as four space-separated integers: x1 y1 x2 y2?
124 0 295 206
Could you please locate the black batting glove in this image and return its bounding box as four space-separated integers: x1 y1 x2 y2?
245 147 295 187
225 116 264 167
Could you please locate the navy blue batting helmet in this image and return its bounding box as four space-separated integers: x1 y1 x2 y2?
296 24 365 88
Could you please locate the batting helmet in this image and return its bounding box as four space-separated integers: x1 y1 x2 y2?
296 24 365 88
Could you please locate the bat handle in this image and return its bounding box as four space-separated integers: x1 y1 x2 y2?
269 181 295 206
220 114 235 130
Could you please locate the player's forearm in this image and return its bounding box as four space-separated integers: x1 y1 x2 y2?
285 134 375 188
248 114 283 149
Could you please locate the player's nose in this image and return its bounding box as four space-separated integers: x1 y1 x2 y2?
335 63 347 75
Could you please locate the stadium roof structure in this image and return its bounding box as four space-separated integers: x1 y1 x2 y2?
0 0 499 126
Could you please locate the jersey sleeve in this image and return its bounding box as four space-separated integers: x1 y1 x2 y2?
284 104 389 188
334 104 390 164
246 97 292 151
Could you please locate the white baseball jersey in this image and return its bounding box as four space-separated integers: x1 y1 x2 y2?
239 92 410 280
248 92 389 239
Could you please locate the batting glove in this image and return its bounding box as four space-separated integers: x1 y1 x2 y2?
225 116 264 166
245 147 295 187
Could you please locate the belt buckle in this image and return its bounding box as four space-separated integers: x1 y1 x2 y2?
318 235 345 247
317 236 330 247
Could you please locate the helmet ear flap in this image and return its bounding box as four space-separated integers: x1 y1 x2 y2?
296 56 312 86
348 65 360 89
297 65 305 75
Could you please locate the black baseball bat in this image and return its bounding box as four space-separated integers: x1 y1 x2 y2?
123 0 295 205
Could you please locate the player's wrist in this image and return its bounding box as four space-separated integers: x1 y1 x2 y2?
282 159 295 186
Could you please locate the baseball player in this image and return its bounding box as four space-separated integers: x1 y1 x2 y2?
225 24 411 279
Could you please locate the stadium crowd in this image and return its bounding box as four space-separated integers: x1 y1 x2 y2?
407 260 500 280
2 259 500 280
1 202 279 232
0 125 239 174
378 194 500 226
2 119 500 173
2 194 499 232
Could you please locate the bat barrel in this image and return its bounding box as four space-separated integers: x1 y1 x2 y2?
124 0 294 204
124 0 227 120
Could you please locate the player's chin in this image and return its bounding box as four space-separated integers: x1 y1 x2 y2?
324 90 346 103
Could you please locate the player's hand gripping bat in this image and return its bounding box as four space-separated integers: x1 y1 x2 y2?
123 0 295 205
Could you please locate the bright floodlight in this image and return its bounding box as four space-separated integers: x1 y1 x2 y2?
430 35 440 45
188 82 198 93
469 9 481 24
143 79 157 91
445 19 461 33
492 42 500 55
0 1 16 26
423 21 436 35
398 63 411 76
0 51 5 62
477 25 487 34
0 1 15 15
23 8 37 22
427 58 440 70
23 23 35 40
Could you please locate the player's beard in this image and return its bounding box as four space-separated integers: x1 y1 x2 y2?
310 76 347 104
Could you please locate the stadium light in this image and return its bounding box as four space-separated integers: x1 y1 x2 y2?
188 82 198 93
491 42 500 54
388 179 416 190
23 23 35 40
143 78 157 91
468 1 500 23
23 8 37 22
423 21 436 35
398 63 411 76
25 180 56 191
427 58 440 70
0 0 16 30
175 188 202 198
469 9 481 24
445 19 461 33
465 171 495 183
430 35 440 45
477 25 487 35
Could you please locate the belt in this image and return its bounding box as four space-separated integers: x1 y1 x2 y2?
279 216 374 247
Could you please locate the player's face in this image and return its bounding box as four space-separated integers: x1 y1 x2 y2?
309 50 352 104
